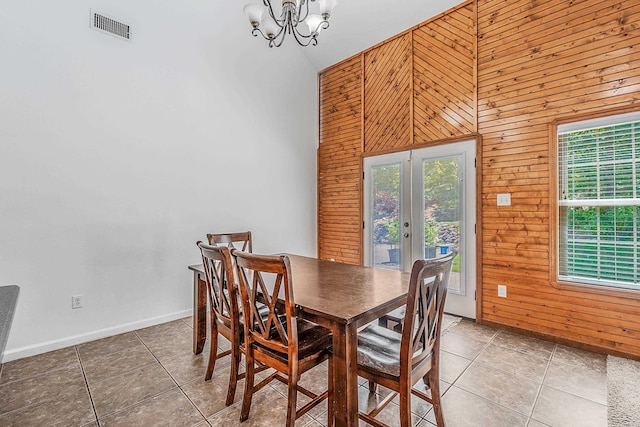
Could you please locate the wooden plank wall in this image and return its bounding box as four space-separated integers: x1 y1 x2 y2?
478 0 640 356
318 1 477 265
364 34 413 153
414 3 476 142
319 0 640 356
318 56 363 264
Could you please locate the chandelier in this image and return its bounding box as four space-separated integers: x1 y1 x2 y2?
243 0 338 48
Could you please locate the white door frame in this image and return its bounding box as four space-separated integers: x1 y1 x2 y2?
363 151 412 272
411 140 477 319
363 140 477 319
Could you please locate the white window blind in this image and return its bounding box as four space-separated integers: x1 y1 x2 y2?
557 112 640 290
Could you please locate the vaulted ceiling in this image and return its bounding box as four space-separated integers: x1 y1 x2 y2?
297 0 462 71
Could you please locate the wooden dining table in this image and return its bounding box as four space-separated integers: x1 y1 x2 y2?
188 254 409 427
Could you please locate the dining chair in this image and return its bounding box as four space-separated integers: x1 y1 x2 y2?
378 251 458 332
233 250 333 427
207 231 253 253
357 252 456 427
197 241 244 406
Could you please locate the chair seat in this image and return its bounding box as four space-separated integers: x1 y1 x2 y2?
357 324 402 377
378 306 406 333
383 306 405 323
256 319 332 364
218 303 271 341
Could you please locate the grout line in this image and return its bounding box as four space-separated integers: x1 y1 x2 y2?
442 324 499 386
137 327 234 425
439 325 549 421
87 330 183 422
75 345 101 427
527 342 556 422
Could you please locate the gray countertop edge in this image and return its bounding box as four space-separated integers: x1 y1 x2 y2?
0 285 20 364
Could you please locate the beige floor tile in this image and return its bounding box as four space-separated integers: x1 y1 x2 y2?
440 331 488 359
181 316 194 328
144 331 196 363
99 389 205 427
424 386 528 427
0 347 79 385
491 331 556 359
340 385 424 426
207 385 314 426
90 361 177 418
527 420 551 427
82 345 157 385
446 319 498 343
552 344 606 372
136 319 192 344
269 361 329 398
0 315 615 427
390 378 450 418
160 344 222 386
0 364 87 415
357 399 422 426
439 350 472 384
475 342 550 383
253 364 330 421
77 332 143 362
543 358 607 405
531 385 607 427
454 360 539 415
181 364 245 418
0 384 95 426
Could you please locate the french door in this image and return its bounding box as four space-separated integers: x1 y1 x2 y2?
363 140 477 318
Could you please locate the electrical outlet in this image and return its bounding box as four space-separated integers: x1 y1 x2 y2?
497 285 507 298
497 193 511 206
72 295 82 309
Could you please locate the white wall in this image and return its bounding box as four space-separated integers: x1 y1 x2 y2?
0 1 318 361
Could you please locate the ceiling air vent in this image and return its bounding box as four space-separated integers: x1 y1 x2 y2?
91 10 131 41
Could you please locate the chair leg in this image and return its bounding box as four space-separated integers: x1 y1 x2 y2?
428 371 445 427
286 366 300 427
368 380 377 394
205 315 218 381
327 357 334 427
399 383 412 427
225 344 241 406
240 347 255 422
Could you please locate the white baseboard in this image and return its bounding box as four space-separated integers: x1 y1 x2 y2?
2 309 193 363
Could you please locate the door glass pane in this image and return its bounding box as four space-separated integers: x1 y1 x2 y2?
372 163 402 270
423 158 463 293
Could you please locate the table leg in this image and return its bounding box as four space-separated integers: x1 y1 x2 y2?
193 271 207 354
331 322 359 427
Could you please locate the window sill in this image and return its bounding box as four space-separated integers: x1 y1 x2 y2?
552 278 640 300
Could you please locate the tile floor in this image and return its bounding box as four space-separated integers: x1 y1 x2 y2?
0 315 608 427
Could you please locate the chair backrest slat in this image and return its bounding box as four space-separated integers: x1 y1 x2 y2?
197 241 240 333
207 232 253 253
400 252 456 374
234 250 296 356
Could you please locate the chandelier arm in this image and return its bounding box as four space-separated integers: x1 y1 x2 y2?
262 0 278 23
297 0 310 25
246 0 332 47
251 27 270 41
304 19 329 38
290 24 318 47
269 21 289 47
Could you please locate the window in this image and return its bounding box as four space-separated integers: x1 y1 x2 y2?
556 111 640 290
